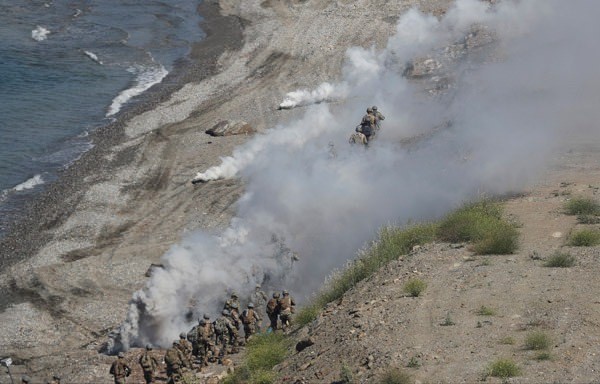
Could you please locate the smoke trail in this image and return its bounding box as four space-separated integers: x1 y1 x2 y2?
277 82 349 110
115 0 600 350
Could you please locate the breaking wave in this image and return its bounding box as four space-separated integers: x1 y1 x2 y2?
31 26 50 41
13 174 44 192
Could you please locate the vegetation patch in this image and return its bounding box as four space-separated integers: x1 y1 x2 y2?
543 251 576 267
535 352 552 361
403 278 427 297
568 229 600 246
476 305 496 316
438 199 519 254
224 333 291 384
564 197 600 216
486 358 521 379
525 331 551 350
498 336 515 345
378 367 412 384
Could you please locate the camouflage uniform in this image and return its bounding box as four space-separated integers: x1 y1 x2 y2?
175 333 193 369
278 290 296 331
223 292 240 312
214 310 236 361
109 353 131 384
266 292 281 331
164 342 185 383
196 318 215 366
250 285 268 325
241 303 262 341
372 106 385 132
139 345 159 384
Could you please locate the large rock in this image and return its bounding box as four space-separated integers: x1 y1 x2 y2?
206 120 256 136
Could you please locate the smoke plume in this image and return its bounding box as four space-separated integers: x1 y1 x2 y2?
115 0 600 350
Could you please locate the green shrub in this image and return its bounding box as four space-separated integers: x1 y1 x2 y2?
404 278 427 297
577 214 600 224
378 367 412 384
476 305 496 316
543 251 576 267
339 362 354 384
568 229 600 246
525 331 551 350
486 358 521 379
564 197 600 216
498 336 515 345
225 333 291 384
438 200 518 254
535 352 551 361
293 302 322 327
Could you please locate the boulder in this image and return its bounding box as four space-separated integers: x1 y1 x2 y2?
206 120 256 136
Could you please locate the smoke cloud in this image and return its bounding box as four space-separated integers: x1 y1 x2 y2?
114 0 600 350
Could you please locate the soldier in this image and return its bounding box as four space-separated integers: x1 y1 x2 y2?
139 345 159 384
109 352 131 384
356 107 376 143
241 302 262 341
214 310 236 362
196 315 215 367
278 290 296 331
250 284 268 323
229 302 241 330
266 292 281 331
224 291 240 311
175 332 193 369
372 105 385 132
164 341 185 383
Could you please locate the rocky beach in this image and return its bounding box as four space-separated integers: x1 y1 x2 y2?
1 0 600 383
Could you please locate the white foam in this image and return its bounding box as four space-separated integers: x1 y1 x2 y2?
13 174 44 192
106 64 168 117
83 50 103 65
31 26 50 41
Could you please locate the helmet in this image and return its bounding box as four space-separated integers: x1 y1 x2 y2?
248 302 255 308
273 292 280 298
199 318 206 325
283 289 289 295
179 332 186 339
255 284 261 289
118 352 125 358
222 309 230 316
203 313 210 320
231 292 238 298
145 344 152 351
366 107 373 113
372 105 378 111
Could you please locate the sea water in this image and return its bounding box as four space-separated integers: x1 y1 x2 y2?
0 0 205 236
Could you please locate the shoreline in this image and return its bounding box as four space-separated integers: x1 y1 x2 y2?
0 0 243 274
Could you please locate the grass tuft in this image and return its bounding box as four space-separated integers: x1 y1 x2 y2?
438 199 519 254
378 367 412 384
403 278 427 297
568 229 600 246
486 358 521 379
543 251 576 267
564 197 600 216
525 331 551 350
476 305 496 316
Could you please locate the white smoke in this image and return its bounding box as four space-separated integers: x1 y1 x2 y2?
277 82 349 110
115 0 600 350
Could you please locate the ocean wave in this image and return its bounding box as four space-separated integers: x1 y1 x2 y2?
13 174 45 192
106 63 168 117
83 50 103 65
31 26 50 41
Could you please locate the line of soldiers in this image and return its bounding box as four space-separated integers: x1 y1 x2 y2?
110 286 295 384
352 105 385 145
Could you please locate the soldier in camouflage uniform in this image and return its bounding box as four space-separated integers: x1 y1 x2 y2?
196 315 215 367
266 292 281 331
139 345 159 384
214 310 236 362
223 292 240 311
241 302 262 341
164 341 185 383
278 290 296 332
175 332 193 370
355 107 376 143
109 352 131 384
372 105 385 132
250 284 268 327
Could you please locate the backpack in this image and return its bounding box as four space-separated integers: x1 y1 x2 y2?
214 318 226 334
266 299 278 315
140 353 153 370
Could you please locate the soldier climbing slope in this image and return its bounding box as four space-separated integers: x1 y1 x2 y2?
139 345 159 384
224 291 240 312
372 105 385 132
241 302 262 341
109 352 131 384
164 341 185 383
214 309 236 363
266 292 281 331
278 290 296 332
196 315 215 367
250 284 268 325
175 332 193 369
355 107 376 143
